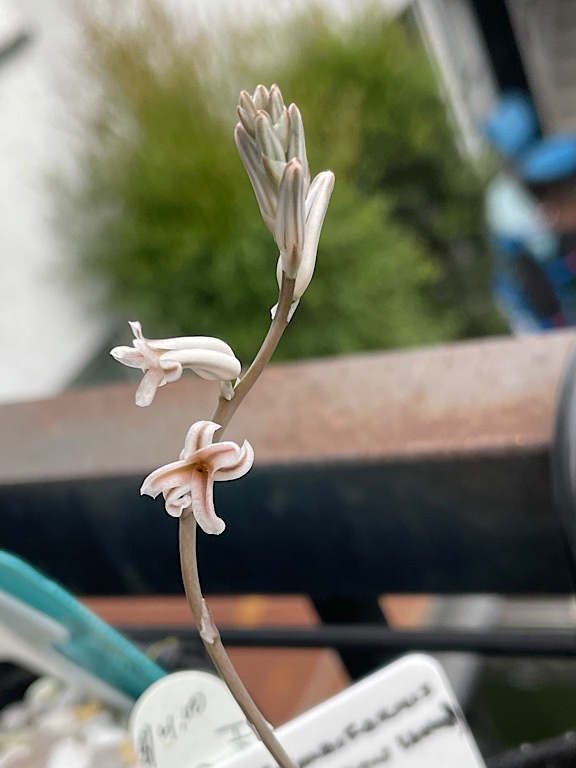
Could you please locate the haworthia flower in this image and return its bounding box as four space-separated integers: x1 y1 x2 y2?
140 420 254 535
110 322 241 407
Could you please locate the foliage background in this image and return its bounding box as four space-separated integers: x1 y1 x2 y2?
60 1 504 368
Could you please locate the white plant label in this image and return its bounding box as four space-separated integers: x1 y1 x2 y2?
216 654 487 768
129 670 258 768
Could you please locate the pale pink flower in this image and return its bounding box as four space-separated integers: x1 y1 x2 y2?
140 421 254 535
110 322 241 407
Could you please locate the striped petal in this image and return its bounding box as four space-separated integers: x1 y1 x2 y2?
148 336 236 356
214 440 254 481
164 486 192 518
190 467 225 535
161 348 241 381
235 123 277 232
255 110 286 164
109 345 147 370
135 368 168 407
294 170 335 300
275 159 305 278
140 459 192 498
182 421 221 457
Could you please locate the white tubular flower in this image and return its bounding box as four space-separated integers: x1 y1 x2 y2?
235 84 334 296
272 170 335 320
140 420 254 535
110 321 241 407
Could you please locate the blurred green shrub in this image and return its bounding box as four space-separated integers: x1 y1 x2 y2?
60 1 503 366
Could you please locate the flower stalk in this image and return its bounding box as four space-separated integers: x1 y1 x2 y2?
113 84 333 768
179 515 298 768
212 271 295 437
177 270 298 767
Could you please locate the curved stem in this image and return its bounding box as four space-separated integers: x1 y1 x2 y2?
212 273 295 438
179 514 298 768
178 273 299 767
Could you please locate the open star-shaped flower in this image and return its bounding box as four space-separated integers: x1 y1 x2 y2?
110 321 241 406
140 421 254 535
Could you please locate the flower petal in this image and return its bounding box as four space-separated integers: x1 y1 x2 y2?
191 441 245 472
213 440 254 481
239 89 257 116
237 106 256 138
255 110 286 164
121 321 161 368
159 359 183 383
252 84 270 112
128 320 145 341
161 349 241 381
190 467 225 535
164 486 192 517
294 170 335 300
262 155 287 186
135 368 166 407
109 345 146 370
274 108 291 152
182 421 221 457
276 159 305 279
268 84 285 124
287 104 310 191
147 336 237 356
235 123 277 231
140 459 192 498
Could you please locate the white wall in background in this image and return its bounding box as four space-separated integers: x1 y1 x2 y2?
0 0 111 404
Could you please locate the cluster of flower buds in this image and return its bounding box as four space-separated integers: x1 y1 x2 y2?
235 84 334 317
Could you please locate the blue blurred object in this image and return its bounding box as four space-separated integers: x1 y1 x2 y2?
519 134 576 183
491 270 548 333
482 91 539 159
0 551 165 701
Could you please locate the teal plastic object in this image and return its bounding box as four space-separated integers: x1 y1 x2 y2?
0 551 165 700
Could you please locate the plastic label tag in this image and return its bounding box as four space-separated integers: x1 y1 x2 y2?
216 654 487 768
129 669 258 768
